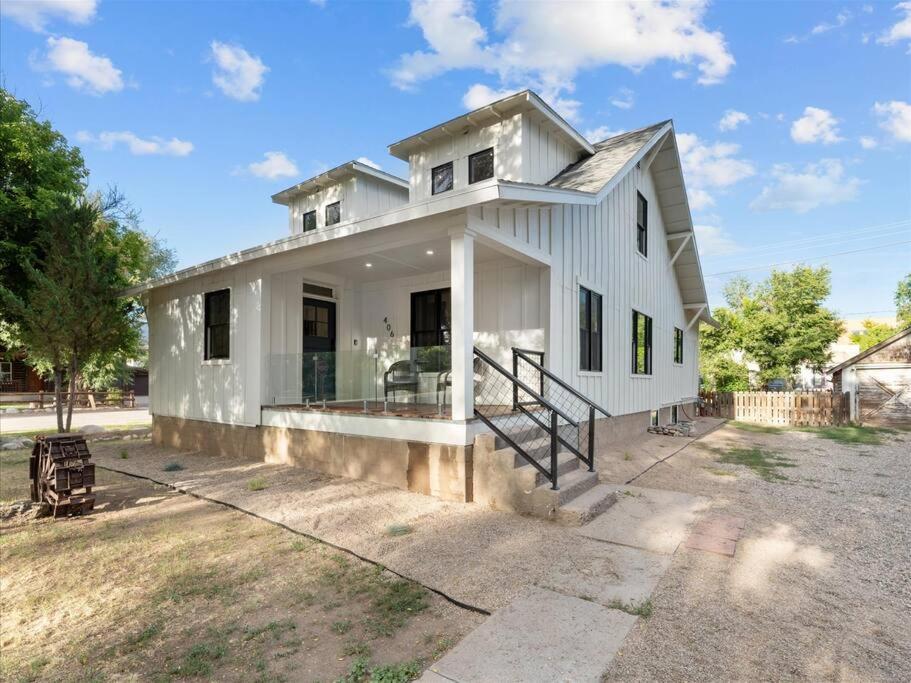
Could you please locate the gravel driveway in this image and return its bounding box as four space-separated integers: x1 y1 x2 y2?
603 423 911 682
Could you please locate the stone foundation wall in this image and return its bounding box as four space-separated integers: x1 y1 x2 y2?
152 415 472 502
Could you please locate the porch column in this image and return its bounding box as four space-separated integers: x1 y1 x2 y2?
450 229 475 421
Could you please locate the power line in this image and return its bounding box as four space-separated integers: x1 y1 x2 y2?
707 239 911 277
714 227 911 265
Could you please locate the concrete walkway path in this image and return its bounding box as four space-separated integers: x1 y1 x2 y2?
0 408 150 434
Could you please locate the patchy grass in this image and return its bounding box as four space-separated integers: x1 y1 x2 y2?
608 598 653 618
0 446 477 682
0 422 151 440
729 421 786 435
705 467 737 477
119 449 129 459
716 446 797 482
247 476 269 491
797 425 897 446
162 461 184 472
386 523 413 537
0 448 31 503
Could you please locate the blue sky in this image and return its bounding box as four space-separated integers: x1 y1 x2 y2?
2 0 909 319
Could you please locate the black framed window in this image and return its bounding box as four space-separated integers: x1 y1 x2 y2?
632 310 652 375
579 286 602 372
204 289 230 360
468 147 494 184
671 405 679 424
325 202 340 226
674 327 684 364
636 192 648 256
411 288 451 348
431 161 453 195
302 210 317 232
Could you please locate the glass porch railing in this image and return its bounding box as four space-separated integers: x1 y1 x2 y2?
264 346 452 416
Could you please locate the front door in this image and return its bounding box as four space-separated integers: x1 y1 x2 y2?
302 298 336 402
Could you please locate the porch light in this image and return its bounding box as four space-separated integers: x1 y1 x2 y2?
426 250 434 255
365 262 373 268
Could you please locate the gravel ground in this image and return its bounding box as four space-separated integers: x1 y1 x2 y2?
603 424 911 682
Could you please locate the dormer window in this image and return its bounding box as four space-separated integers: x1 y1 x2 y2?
325 201 341 226
302 210 317 233
432 161 453 195
469 148 494 184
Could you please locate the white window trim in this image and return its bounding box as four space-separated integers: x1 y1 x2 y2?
575 276 604 376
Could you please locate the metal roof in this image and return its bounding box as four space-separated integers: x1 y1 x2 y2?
271 160 408 206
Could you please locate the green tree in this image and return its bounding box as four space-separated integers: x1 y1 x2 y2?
850 319 897 351
700 353 751 392
0 88 87 308
896 273 911 328
700 266 842 389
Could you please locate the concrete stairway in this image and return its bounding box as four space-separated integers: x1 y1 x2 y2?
472 432 617 525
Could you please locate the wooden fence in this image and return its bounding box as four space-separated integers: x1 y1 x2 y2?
699 390 850 427
31 391 136 409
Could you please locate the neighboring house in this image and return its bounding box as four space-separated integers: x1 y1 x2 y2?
0 348 52 399
829 326 911 427
128 90 714 518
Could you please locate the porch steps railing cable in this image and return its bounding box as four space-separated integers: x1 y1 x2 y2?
512 347 612 475
472 347 587 490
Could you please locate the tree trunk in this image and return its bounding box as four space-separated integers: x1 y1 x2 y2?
65 354 77 432
54 367 64 433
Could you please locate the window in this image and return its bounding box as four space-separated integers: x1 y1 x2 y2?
411 288 451 348
325 202 340 226
674 327 684 364
632 310 652 375
650 409 659 427
302 210 317 233
431 161 453 195
636 192 648 256
0 361 11 383
671 405 679 424
204 289 230 360
302 282 334 298
468 147 494 184
579 286 603 372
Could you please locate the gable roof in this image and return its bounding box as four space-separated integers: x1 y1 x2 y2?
387 89 594 161
272 160 408 206
547 121 670 193
828 325 911 373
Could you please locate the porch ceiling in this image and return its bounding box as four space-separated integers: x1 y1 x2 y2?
310 236 507 283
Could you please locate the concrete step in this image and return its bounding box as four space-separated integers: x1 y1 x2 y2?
514 451 582 488
541 468 599 504
556 484 619 526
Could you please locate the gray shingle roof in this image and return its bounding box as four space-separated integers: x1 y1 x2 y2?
546 121 670 193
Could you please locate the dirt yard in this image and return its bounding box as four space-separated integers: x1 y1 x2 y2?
0 442 481 683
603 422 911 682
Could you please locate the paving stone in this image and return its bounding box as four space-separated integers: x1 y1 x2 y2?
428 587 638 683
578 484 711 554
692 516 744 541
684 533 737 556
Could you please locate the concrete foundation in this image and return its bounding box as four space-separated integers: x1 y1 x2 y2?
152 415 472 502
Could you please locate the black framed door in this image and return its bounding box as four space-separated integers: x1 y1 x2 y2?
302 297 336 402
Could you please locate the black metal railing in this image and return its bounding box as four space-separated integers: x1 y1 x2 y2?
473 347 584 490
512 348 612 474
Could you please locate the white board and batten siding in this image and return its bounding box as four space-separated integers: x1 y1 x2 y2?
147 264 264 426
471 164 699 417
287 175 408 236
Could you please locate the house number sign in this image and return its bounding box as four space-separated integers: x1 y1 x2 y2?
383 316 395 337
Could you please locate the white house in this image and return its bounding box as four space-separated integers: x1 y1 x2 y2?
130 90 715 521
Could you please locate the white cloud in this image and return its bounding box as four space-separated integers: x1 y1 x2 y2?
462 83 521 110
248 151 299 179
610 87 634 110
37 37 124 95
209 41 268 102
0 0 96 32
750 159 862 213
785 9 851 43
790 106 843 144
878 2 911 48
677 132 755 209
356 156 382 170
859 136 878 149
76 130 193 156
583 125 625 143
873 100 911 142
694 224 741 257
391 0 734 120
718 109 750 131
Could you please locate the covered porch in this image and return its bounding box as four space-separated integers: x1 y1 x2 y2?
259 210 550 438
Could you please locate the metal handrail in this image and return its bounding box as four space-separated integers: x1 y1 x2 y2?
513 348 612 418
474 347 579 427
